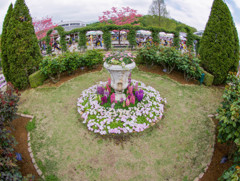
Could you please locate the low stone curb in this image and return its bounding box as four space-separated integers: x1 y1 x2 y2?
193 117 216 181
18 113 45 180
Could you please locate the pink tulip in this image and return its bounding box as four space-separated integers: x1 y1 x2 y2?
108 78 111 85
126 98 130 107
130 95 135 104
128 85 133 95
110 93 115 103
106 84 111 93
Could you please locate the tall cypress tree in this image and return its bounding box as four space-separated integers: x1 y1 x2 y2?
1 3 13 81
199 0 239 85
6 0 42 89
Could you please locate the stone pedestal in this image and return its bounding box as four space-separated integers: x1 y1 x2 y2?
104 62 136 101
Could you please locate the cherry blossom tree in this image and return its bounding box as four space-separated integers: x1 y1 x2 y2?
99 7 142 44
99 7 142 25
32 17 57 40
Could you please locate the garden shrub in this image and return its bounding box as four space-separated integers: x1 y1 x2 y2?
157 46 182 74
29 70 47 88
40 50 103 83
0 82 22 180
177 51 202 81
6 0 42 89
217 72 240 180
137 43 159 67
58 51 82 74
0 82 20 126
217 73 240 147
136 44 202 80
199 0 239 85
1 4 13 82
219 164 240 181
40 57 64 83
83 49 103 69
202 70 214 86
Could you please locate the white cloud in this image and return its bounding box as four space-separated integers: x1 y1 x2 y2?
166 0 213 30
0 0 239 38
233 0 240 9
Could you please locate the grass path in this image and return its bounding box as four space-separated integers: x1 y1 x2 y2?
19 69 223 181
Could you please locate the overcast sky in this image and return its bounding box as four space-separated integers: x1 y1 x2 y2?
0 0 240 36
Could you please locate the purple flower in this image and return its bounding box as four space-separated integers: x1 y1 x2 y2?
136 89 144 102
97 86 104 95
137 93 143 102
104 90 110 98
139 89 144 94
120 98 124 103
101 96 107 105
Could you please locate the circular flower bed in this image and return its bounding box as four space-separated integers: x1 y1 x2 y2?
77 80 167 135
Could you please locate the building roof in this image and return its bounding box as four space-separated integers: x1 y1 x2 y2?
58 21 86 31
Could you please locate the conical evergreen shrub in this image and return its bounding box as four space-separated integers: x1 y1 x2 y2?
6 0 42 89
199 0 239 85
1 4 13 82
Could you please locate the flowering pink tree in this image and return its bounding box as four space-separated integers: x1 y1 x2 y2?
99 7 142 44
99 7 142 25
32 17 57 40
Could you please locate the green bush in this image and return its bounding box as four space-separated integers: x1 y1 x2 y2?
137 45 202 80
157 46 181 74
177 52 202 81
5 0 42 89
0 82 20 125
199 0 239 85
1 4 13 82
40 57 64 77
59 51 82 74
137 43 159 67
219 164 240 181
29 70 46 88
0 82 23 180
84 49 103 69
40 57 64 83
217 73 240 146
202 70 214 86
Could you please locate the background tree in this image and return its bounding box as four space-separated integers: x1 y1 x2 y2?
32 17 57 40
99 7 142 44
1 4 13 81
6 0 42 89
199 0 239 85
148 0 169 26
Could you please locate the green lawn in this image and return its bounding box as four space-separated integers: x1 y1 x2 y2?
19 68 223 181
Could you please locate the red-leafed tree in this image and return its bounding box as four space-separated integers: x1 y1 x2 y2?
99 7 142 44
32 17 57 40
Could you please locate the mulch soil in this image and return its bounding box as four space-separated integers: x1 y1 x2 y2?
12 65 232 180
11 116 40 180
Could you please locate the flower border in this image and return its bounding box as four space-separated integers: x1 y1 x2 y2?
77 80 167 135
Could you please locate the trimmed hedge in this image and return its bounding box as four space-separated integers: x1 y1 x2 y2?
29 70 46 88
39 50 103 83
203 70 214 86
